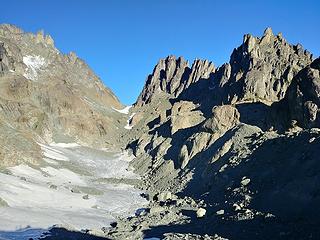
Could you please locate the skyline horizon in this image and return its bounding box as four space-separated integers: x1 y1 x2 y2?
2 23 318 106
1 1 319 104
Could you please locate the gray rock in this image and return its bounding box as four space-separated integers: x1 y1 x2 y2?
196 208 206 218
49 184 58 190
170 101 205 134
216 27 312 105
136 56 215 106
203 105 240 134
82 194 89 200
156 191 172 202
216 209 225 215
284 58 320 128
149 206 165 214
241 178 251 186
179 144 189 169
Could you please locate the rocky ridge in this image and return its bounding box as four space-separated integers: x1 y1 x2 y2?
136 55 215 106
107 28 320 240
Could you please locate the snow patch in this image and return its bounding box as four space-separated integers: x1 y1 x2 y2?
112 105 132 114
50 142 80 148
0 145 147 238
23 55 47 81
124 113 136 130
39 143 70 161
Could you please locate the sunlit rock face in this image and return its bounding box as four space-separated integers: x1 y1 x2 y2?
136 55 215 106
213 27 313 105
0 24 126 166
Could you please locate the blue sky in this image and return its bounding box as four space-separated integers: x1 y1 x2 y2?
1 0 319 104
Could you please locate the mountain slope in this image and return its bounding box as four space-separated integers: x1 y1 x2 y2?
0 24 128 167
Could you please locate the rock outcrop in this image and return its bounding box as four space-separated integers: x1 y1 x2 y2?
170 101 205 134
283 57 320 128
215 27 313 105
202 105 240 134
136 55 215 106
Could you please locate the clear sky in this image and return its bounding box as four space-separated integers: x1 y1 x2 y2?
1 0 319 104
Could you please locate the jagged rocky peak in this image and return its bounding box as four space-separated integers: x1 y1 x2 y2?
217 27 313 104
0 24 24 35
136 55 215 106
0 24 121 107
0 24 55 51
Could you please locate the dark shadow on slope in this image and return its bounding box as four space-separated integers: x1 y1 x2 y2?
146 121 204 168
235 101 290 133
148 120 172 138
143 131 320 240
180 127 242 199
236 102 272 131
172 76 220 118
163 124 204 168
41 227 110 240
147 116 161 129
0 227 110 240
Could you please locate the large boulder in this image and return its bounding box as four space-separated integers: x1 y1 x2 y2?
202 105 240 134
170 101 205 134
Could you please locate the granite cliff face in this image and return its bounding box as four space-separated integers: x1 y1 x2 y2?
0 24 126 166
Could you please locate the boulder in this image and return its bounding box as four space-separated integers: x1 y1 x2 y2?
203 105 240 134
196 208 206 218
216 209 225 215
179 144 189 169
156 191 172 202
241 177 251 186
170 101 205 134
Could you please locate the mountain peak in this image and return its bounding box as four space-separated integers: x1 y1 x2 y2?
263 27 273 37
136 28 313 107
0 23 24 34
136 56 215 106
0 24 123 153
218 28 314 104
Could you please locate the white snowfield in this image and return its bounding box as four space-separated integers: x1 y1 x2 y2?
125 113 136 130
23 55 47 81
0 143 147 240
112 105 132 114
